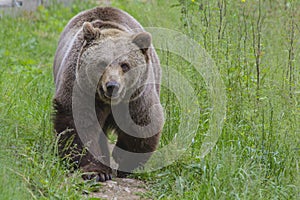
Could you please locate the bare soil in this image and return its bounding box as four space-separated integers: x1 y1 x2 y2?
90 178 151 200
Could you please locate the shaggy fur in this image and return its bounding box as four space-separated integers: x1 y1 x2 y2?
53 7 163 181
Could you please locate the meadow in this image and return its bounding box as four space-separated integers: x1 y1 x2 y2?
0 0 299 199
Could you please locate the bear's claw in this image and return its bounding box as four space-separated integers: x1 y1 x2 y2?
83 172 112 182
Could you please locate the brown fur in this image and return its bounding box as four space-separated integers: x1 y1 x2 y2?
53 7 163 181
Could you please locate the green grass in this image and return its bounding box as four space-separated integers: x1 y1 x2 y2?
0 0 299 199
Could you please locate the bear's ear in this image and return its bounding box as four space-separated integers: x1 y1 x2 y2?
132 32 152 51
82 22 101 42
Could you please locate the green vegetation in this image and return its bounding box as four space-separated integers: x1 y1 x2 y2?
0 0 299 199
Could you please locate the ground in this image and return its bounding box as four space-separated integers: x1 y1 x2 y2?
90 178 149 200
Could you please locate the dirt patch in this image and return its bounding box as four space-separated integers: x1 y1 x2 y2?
90 178 151 200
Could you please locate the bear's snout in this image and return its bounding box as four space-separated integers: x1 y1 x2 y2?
105 81 120 98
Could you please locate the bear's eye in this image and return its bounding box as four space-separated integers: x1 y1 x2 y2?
121 63 130 73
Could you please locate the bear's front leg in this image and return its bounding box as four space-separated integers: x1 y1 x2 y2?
79 132 112 182
53 98 112 182
112 130 161 178
80 151 112 182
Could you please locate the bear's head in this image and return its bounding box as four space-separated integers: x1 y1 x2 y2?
76 22 153 105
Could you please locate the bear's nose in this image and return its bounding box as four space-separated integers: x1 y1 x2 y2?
105 81 120 98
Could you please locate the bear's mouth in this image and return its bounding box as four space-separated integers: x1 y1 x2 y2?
104 92 119 100
97 86 123 104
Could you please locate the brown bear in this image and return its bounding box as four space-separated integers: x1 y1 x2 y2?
53 7 164 182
